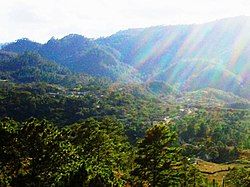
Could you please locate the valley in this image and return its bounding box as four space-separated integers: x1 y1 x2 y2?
0 16 249 186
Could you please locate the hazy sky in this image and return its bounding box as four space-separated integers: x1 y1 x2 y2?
0 0 249 43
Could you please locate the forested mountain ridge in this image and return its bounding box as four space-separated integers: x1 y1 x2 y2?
2 35 141 82
0 52 78 86
0 51 249 107
98 16 250 99
2 17 250 100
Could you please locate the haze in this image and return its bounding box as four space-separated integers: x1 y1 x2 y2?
0 0 249 43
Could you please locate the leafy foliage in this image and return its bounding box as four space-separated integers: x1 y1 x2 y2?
171 108 250 162
0 118 80 186
132 123 205 187
0 117 132 186
0 82 167 139
2 36 141 82
224 167 250 187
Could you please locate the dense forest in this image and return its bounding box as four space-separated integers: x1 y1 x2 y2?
1 17 250 186
1 85 249 186
0 75 249 186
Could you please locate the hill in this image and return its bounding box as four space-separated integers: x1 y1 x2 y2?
1 35 140 82
98 16 250 99
0 51 86 86
175 87 250 107
2 16 250 99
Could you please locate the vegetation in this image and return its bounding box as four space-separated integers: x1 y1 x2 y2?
1 79 249 186
132 124 205 187
171 109 250 162
1 118 208 186
0 117 131 186
0 23 250 186
1 36 140 82
2 17 250 100
224 167 250 187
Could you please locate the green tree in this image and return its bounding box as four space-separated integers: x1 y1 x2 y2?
67 117 132 186
0 118 80 186
132 123 182 187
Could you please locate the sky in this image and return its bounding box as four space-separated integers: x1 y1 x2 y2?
0 0 249 43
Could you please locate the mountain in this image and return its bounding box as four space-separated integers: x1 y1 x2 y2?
0 51 78 85
2 38 42 53
1 16 250 99
1 35 141 82
97 16 250 99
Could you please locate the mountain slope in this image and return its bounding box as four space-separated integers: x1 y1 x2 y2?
97 16 250 99
2 38 42 53
2 17 250 99
1 35 141 82
175 87 250 107
0 52 76 85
